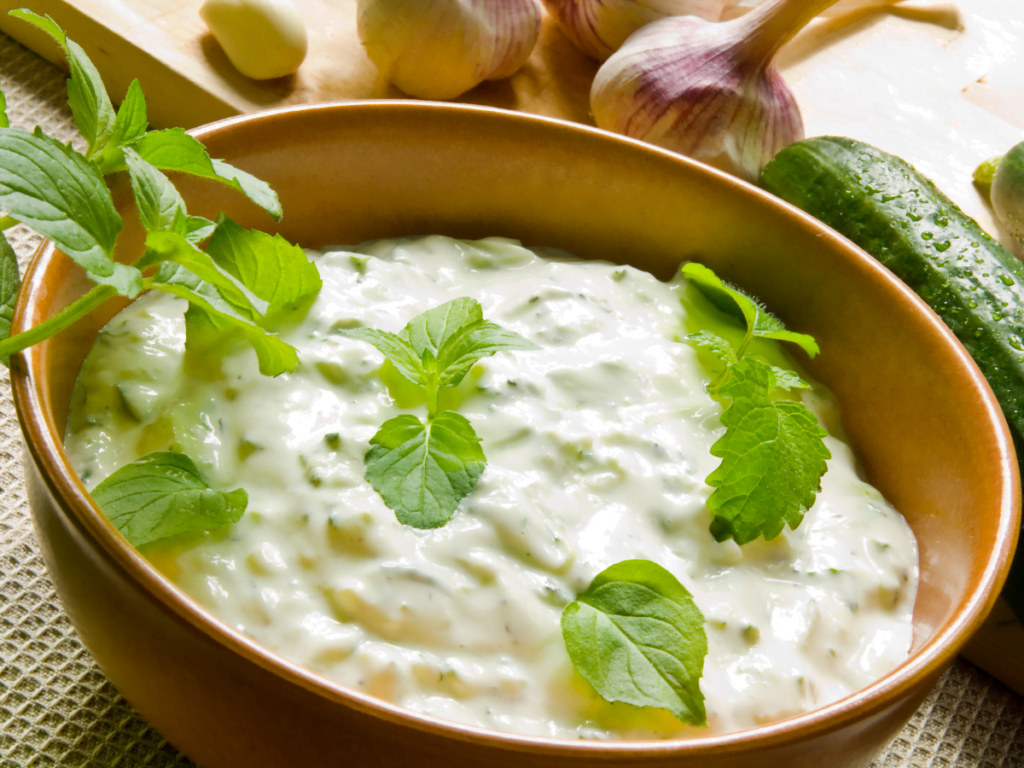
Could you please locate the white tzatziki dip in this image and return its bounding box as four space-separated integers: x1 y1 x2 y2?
64 236 918 740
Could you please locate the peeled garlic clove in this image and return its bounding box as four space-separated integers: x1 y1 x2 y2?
201 0 308 80
543 0 726 60
357 0 543 100
591 11 809 181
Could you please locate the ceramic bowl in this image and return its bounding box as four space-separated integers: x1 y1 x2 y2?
9 102 1019 768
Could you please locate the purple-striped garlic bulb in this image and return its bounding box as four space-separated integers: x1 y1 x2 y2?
543 0 727 61
357 0 543 100
591 0 839 181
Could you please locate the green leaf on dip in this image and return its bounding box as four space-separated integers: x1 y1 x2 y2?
364 411 486 529
91 451 247 548
706 358 830 544
561 560 708 726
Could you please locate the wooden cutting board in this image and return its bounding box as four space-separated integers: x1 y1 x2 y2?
1 0 1024 697
0 0 600 129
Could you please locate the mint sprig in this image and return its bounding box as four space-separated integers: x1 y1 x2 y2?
340 297 537 528
682 262 830 544
91 452 247 548
0 10 324 548
561 560 708 726
0 11 313 375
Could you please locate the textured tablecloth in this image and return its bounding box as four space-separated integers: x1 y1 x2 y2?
0 27 1023 768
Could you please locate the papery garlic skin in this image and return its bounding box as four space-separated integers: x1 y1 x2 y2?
200 0 308 80
543 0 726 60
357 0 543 100
591 15 804 182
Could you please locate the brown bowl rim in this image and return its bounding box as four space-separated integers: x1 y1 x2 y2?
9 100 1021 757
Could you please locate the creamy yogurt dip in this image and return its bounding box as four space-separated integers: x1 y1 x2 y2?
64 236 918 740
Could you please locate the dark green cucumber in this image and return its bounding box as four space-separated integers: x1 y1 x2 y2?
760 136 1024 617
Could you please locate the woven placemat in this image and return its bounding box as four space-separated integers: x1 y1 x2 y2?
0 27 1022 768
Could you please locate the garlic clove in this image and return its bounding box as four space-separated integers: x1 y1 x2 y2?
543 0 726 61
200 0 308 80
591 6 821 182
357 0 543 100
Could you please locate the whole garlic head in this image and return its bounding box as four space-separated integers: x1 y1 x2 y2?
357 0 543 100
591 13 805 181
543 0 726 61
200 0 308 80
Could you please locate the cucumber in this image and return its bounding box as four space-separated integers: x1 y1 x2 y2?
759 136 1024 618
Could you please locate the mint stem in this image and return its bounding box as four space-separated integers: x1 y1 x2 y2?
0 283 117 358
710 327 755 394
734 327 754 361
427 377 438 419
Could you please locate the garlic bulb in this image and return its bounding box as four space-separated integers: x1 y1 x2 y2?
357 0 543 100
200 0 308 80
543 0 727 61
592 0 839 181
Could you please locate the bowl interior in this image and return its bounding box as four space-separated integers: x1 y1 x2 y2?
12 102 1019 749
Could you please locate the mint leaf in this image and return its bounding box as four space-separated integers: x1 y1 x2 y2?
183 304 243 359
131 128 212 173
90 451 247 548
0 232 19 366
337 327 425 386
123 147 185 233
681 262 818 358
0 86 8 129
404 297 483 358
0 127 142 296
148 261 297 376
130 129 282 221
139 229 267 317
771 367 810 391
687 330 807 391
435 319 538 387
561 560 707 726
365 411 485 529
210 159 282 222
106 79 148 152
706 358 830 544
11 10 116 158
172 209 217 244
206 215 321 324
685 330 737 367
